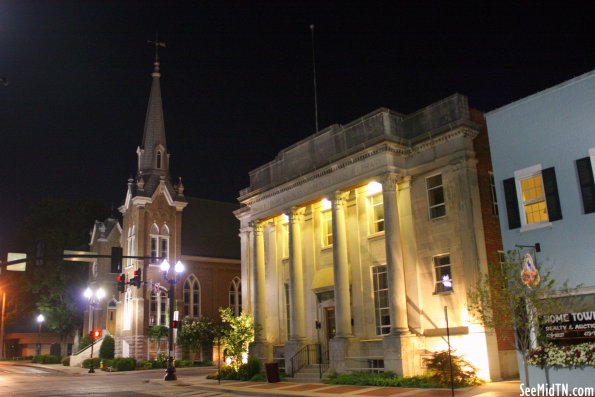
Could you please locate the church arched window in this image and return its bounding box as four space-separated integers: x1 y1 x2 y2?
229 276 242 316
156 151 162 169
123 288 132 331
150 288 168 326
126 226 135 268
183 275 201 318
150 223 169 263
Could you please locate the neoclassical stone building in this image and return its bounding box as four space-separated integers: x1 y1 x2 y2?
82 54 240 361
235 94 507 380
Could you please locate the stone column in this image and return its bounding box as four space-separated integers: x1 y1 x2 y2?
330 191 353 374
331 191 352 337
239 227 252 314
252 221 266 340
249 221 272 362
288 207 306 341
381 173 414 376
381 173 409 334
284 208 306 374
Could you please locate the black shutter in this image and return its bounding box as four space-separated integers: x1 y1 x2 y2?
576 157 595 214
503 177 521 229
542 167 562 222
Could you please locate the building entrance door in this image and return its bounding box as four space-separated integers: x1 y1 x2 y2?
324 307 336 342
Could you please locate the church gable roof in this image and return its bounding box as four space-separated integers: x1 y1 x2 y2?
182 197 240 259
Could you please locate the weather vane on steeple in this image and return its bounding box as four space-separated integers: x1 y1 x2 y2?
147 33 166 74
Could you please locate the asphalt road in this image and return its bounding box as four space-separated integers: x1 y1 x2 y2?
0 363 232 397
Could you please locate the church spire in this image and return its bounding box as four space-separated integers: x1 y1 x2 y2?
136 37 169 193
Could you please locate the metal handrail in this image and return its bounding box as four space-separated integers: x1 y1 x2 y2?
289 343 329 378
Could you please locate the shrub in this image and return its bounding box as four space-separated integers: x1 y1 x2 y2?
34 354 62 364
101 358 113 370
194 360 214 367
82 357 101 369
249 373 266 382
219 365 239 380
324 371 440 388
142 360 153 370
78 334 91 351
424 350 481 387
176 359 192 368
62 356 70 366
99 335 115 359
238 356 262 380
152 352 169 368
111 357 136 371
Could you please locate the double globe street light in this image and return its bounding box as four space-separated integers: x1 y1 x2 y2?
84 286 105 373
159 259 184 381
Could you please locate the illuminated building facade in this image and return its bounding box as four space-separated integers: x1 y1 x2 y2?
82 55 240 361
236 94 510 380
486 69 595 386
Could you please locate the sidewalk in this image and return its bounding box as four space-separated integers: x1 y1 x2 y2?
150 377 521 397
26 362 521 397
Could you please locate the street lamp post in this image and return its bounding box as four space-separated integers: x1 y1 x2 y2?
84 287 105 374
36 314 44 356
160 259 184 381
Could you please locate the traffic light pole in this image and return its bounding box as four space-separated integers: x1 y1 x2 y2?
165 277 177 381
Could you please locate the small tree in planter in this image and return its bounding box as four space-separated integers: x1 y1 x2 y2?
149 325 169 356
467 250 561 387
219 307 258 371
177 316 217 362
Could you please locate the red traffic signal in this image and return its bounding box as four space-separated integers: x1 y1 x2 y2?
90 329 102 341
117 274 126 293
171 320 179 329
131 268 142 288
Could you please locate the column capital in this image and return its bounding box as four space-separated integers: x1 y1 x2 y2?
239 226 253 236
285 207 305 223
249 220 264 234
331 191 350 207
379 172 399 191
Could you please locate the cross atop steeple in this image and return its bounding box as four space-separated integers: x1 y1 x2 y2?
147 33 166 75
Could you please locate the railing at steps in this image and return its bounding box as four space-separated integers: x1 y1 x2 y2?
289 343 329 378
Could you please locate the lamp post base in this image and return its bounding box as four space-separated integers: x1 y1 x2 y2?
88 365 95 374
164 356 177 381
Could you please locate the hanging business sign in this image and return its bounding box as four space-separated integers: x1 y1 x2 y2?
521 253 540 287
540 311 595 342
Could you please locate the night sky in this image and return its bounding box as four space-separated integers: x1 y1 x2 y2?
1 1 594 253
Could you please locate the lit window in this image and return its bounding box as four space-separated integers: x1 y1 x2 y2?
503 165 562 230
520 175 548 224
183 275 201 318
489 172 499 216
372 265 390 335
229 276 242 316
369 194 385 234
123 288 132 330
321 210 333 247
150 289 168 326
149 223 170 263
126 226 135 268
427 174 446 219
434 254 453 293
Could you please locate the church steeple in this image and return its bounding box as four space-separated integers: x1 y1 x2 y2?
136 39 170 196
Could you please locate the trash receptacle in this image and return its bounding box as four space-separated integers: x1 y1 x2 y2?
264 362 280 383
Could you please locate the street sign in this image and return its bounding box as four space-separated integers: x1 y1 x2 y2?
7 253 26 271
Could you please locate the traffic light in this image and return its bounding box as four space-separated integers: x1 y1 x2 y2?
117 273 126 293
131 268 142 288
171 320 179 329
90 329 101 341
111 246 123 273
